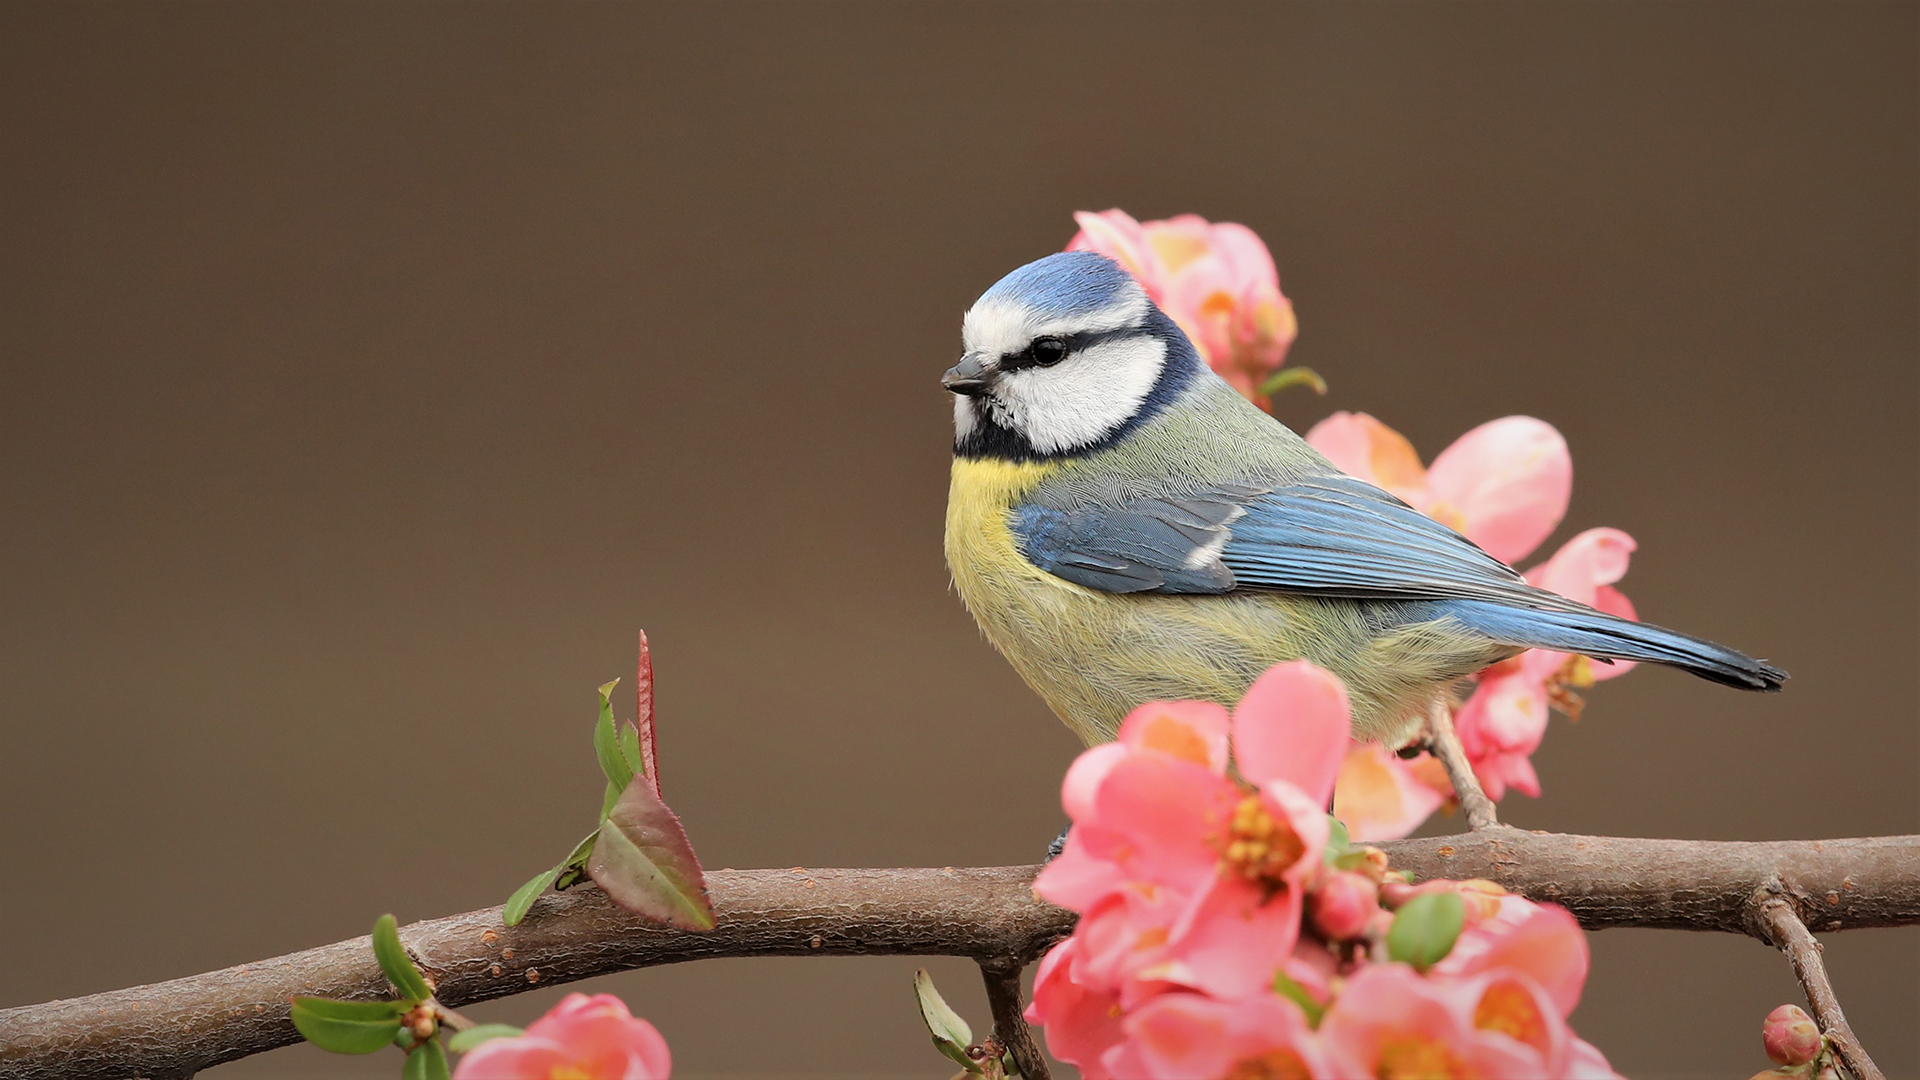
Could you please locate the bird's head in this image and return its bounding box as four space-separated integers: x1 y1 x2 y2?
946 251 1203 461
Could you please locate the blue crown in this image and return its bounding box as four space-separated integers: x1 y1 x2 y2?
975 251 1142 319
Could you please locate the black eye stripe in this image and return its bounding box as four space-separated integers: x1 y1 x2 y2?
1001 327 1145 371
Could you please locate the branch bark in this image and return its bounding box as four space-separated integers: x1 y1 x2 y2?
3 836 1915 1080
979 957 1051 1080
1753 891 1884 1080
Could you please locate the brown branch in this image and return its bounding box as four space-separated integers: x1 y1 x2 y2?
979 956 1051 1080
1425 700 1498 830
0 867 1070 1080
1753 891 1884 1080
2 836 1916 1080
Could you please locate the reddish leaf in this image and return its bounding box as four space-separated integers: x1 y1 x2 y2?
586 768 715 930
636 630 661 800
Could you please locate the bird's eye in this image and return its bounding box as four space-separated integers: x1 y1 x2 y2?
1029 337 1069 367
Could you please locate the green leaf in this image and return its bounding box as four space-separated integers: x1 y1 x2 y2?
446 1023 525 1053
403 1038 451 1080
594 679 634 793
587 774 717 931
912 968 975 1069
290 997 405 1054
504 868 558 927
554 830 600 891
600 780 621 822
618 721 644 777
1322 815 1351 865
1255 366 1328 398
372 914 434 1003
1387 891 1466 972
1271 968 1326 1027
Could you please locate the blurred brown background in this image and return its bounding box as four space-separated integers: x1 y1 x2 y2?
1 2 1914 1077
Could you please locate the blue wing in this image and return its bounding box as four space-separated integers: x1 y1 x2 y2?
1013 472 1583 611
1009 473 1785 690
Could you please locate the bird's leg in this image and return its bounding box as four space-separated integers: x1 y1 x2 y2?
1045 825 1070 862
1423 698 1499 831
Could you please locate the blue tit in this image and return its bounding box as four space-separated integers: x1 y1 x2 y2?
942 251 1784 749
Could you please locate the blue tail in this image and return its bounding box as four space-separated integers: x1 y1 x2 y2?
1439 599 1787 691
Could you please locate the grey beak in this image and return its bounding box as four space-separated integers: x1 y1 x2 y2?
941 354 994 395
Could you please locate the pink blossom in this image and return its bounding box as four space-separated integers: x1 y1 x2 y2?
1430 895 1590 1018
452 993 669 1080
1027 661 1352 1065
1305 413 1571 566
1108 992 1336 1079
1318 964 1545 1079
1453 527 1641 798
1024 935 1127 1079
1068 209 1298 402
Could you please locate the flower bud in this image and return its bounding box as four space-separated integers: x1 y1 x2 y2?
1762 1004 1822 1066
1309 871 1379 941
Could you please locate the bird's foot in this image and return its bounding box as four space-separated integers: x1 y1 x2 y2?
1045 825 1070 862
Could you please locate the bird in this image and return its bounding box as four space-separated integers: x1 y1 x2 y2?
942 250 1784 752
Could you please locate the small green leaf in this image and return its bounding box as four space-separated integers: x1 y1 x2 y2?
912 969 975 1069
1322 815 1351 865
587 775 717 931
1387 891 1466 972
618 721 644 777
403 1038 451 1080
290 997 405 1054
554 830 600 891
446 1023 525 1053
504 868 558 927
600 779 622 822
594 679 634 793
372 914 434 1003
1255 365 1328 398
1271 968 1326 1027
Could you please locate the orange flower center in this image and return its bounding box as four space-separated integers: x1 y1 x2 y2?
1474 979 1550 1053
1225 1048 1314 1079
1221 794 1305 887
548 1067 594 1080
1375 1036 1466 1079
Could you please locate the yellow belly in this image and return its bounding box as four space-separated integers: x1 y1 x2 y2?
943 457 1507 746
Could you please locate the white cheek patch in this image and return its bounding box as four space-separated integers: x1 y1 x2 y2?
993 335 1168 454
952 393 977 440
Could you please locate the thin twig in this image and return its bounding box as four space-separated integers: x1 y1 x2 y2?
4 836 1917 1079
1425 699 1498 830
979 957 1051 1080
1754 892 1884 1080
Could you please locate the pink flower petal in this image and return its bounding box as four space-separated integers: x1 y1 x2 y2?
1232 661 1353 803
1426 417 1572 564
1121 992 1331 1079
1526 528 1637 606
1026 938 1126 1078
1436 899 1590 1018
1116 700 1231 774
1333 744 1447 841
1062 742 1131 822
1160 872 1304 998
1089 753 1242 890
1068 209 1162 295
1303 412 1430 504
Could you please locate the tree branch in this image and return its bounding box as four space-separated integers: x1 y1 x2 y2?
979 957 1051 1080
3 837 1916 1080
1753 891 1885 1080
